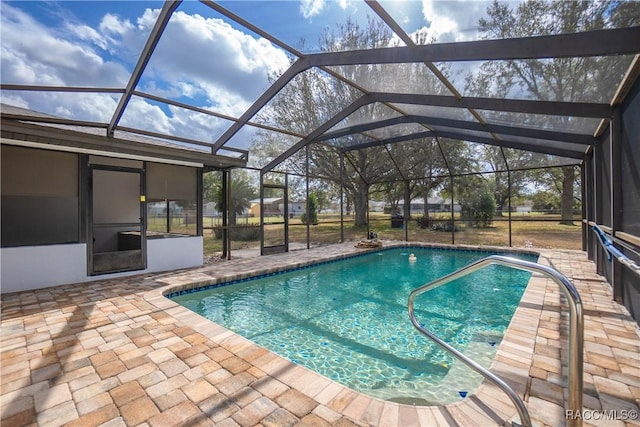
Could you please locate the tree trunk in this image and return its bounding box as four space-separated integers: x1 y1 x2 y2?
422 189 430 218
354 182 368 226
496 195 509 217
560 166 575 225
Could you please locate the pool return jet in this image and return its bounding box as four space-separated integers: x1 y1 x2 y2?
408 255 584 427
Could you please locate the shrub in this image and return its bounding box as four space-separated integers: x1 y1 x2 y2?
461 190 496 228
300 193 319 225
417 216 430 229
473 191 497 227
431 220 457 232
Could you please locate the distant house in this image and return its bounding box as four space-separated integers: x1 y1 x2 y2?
249 198 305 217
395 197 461 214
369 200 386 212
515 202 533 213
290 201 305 215
250 197 281 216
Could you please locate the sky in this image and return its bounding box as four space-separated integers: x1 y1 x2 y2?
0 0 494 151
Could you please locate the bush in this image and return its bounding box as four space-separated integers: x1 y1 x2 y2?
431 220 457 232
461 190 496 228
474 192 497 227
300 193 319 225
417 216 430 229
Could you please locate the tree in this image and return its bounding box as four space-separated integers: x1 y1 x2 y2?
531 165 582 216
531 189 560 212
371 181 404 215
452 174 496 227
404 138 474 219
251 17 456 226
468 0 640 224
473 191 498 227
384 138 446 219
213 170 256 225
310 187 332 214
482 146 546 215
203 170 222 203
301 192 319 225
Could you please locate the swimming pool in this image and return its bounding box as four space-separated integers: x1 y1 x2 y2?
170 247 537 404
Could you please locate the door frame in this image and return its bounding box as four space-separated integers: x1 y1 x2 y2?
87 164 146 275
260 173 289 255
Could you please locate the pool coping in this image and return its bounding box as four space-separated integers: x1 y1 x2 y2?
144 241 545 426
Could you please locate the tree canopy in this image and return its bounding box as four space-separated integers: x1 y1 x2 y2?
251 17 467 225
467 0 640 224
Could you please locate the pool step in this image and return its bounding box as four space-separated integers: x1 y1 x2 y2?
430 339 499 404
375 337 501 406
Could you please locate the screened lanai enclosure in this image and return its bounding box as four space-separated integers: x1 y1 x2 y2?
1 1 639 321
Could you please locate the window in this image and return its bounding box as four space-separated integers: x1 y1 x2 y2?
1 145 79 247
146 162 198 236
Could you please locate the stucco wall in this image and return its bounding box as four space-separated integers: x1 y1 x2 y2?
1 236 203 293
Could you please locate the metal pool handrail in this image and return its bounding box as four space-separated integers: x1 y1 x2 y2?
408 255 584 427
590 223 640 277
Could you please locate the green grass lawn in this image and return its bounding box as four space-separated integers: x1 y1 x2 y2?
202 212 582 256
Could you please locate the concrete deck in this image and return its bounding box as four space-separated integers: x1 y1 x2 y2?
1 242 639 426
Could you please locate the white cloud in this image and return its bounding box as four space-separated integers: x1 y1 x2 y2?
137 7 160 30
0 93 30 109
100 13 134 37
120 98 175 134
0 4 131 88
142 10 290 115
73 93 120 122
422 1 459 39
66 23 110 51
166 105 230 142
300 0 326 19
199 84 253 118
420 0 492 42
299 0 351 21
11 92 119 123
336 0 350 10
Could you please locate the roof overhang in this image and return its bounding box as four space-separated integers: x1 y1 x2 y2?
1 118 247 169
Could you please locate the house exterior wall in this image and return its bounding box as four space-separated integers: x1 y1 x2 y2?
1 142 204 294
1 237 202 293
1 244 88 293
146 236 203 272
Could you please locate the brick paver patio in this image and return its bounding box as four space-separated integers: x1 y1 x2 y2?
1 242 639 426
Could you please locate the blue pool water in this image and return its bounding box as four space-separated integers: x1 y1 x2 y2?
170 247 537 404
